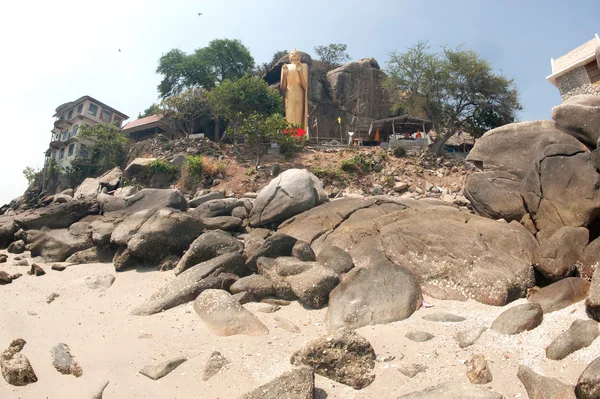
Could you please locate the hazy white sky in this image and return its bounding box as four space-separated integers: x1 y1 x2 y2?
0 0 598 205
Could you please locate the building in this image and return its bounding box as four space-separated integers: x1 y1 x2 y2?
547 34 600 101
46 96 129 168
121 114 181 142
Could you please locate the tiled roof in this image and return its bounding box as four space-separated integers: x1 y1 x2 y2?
122 114 164 130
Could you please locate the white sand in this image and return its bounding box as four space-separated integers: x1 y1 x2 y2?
0 250 594 398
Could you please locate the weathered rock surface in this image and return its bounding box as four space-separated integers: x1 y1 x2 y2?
517 365 575 399
326 261 421 330
192 198 241 218
249 169 328 227
0 339 37 386
98 167 122 191
316 245 355 274
456 327 487 349
466 354 492 384
552 94 600 148
193 289 269 336
29 223 94 262
16 200 92 230
422 312 466 323
286 266 339 308
576 356 600 399
0 271 12 285
405 331 434 342
291 240 316 261
528 278 590 313
188 191 224 208
397 381 503 398
132 253 245 315
174 230 243 276
85 275 116 290
588 267 600 322
491 303 543 335
532 226 589 280
7 240 25 254
398 363 428 378
120 188 187 213
66 247 113 264
246 232 297 271
290 328 376 389
202 216 243 231
464 171 526 222
51 343 82 377
122 157 156 181
546 319 599 360
139 357 187 380
229 274 275 299
74 178 100 200
27 263 45 276
202 351 230 381
238 366 314 399
580 237 600 279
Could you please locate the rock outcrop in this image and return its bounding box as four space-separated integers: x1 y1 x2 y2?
552 94 600 148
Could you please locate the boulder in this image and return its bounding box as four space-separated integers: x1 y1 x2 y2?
0 218 18 248
110 209 154 247
90 219 116 247
65 247 113 264
229 275 275 299
464 171 526 222
256 257 315 300
193 289 268 336
122 158 156 181
202 216 243 231
98 167 122 191
397 381 503 399
52 193 72 204
139 357 186 380
521 144 600 241
285 266 340 308
587 268 600 321
528 278 590 313
174 230 243 276
466 354 492 384
132 253 245 315
246 232 298 271
552 94 600 148
192 198 241 218
126 208 205 261
96 193 126 213
238 367 314 399
51 343 82 377
546 319 599 360
188 191 225 208
231 206 249 219
326 260 421 330
0 339 37 386
379 207 537 305
490 303 543 335
7 240 25 254
0 271 12 285
249 169 328 227
74 178 100 200
532 226 589 280
456 327 487 349
202 351 230 381
316 245 354 274
120 188 187 213
16 200 92 230
466 120 586 179
517 365 575 399
576 356 600 399
114 186 139 199
579 237 600 279
29 225 94 262
422 312 466 322
405 331 434 342
290 328 376 390
292 240 316 261
112 247 140 272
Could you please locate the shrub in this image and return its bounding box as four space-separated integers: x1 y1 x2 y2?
393 145 407 158
341 155 370 173
311 167 344 180
178 155 222 191
148 159 177 176
276 135 307 159
185 156 205 184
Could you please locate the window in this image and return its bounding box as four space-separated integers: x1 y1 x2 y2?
77 104 83 114
52 151 57 160
586 60 600 84
67 109 74 120
68 144 74 157
101 108 112 123
61 130 68 141
59 148 65 159
113 117 122 127
72 124 79 137
88 103 98 116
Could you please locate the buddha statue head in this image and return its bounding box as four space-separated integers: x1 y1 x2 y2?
290 48 301 63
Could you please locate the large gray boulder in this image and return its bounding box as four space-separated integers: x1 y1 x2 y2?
16 200 92 230
98 167 122 191
74 178 100 200
546 319 599 360
521 144 600 241
517 365 575 399
188 191 224 208
191 198 241 218
174 230 243 276
466 120 586 179
132 253 245 315
491 303 543 335
532 226 589 280
238 367 314 399
120 188 187 214
464 171 526 222
122 157 156 181
249 169 328 227
552 95 600 148
29 223 94 262
286 266 340 309
528 277 590 313
397 381 503 399
0 218 18 248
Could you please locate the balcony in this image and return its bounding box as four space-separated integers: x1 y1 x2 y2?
54 118 73 129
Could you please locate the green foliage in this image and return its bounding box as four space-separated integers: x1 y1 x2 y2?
23 166 40 187
393 145 407 158
185 156 205 184
245 167 256 176
157 39 255 98
148 159 177 176
311 167 344 180
314 44 351 70
254 50 288 76
63 157 96 187
138 103 160 119
383 41 521 153
276 134 307 159
78 123 128 172
234 113 291 166
341 155 371 173
160 87 209 135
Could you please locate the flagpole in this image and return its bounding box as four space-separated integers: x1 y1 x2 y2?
316 120 319 146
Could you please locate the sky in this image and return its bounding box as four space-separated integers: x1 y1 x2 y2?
0 0 598 205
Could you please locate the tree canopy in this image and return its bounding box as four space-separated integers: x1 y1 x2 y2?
160 88 209 135
314 43 351 69
157 39 255 98
383 41 521 153
138 103 160 119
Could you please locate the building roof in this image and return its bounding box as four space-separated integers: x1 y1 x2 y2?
53 95 129 119
368 115 434 136
122 114 164 131
547 34 600 87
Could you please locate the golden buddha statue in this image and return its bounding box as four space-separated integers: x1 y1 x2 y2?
281 49 309 129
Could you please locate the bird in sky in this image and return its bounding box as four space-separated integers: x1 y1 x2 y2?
118 49 121 52
198 12 203 16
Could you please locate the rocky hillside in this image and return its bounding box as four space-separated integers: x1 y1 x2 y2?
1 94 600 398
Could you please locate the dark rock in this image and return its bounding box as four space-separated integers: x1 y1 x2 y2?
139 357 187 380
51 264 67 271
29 225 94 262
246 232 297 271
552 94 600 148
16 200 93 230
466 354 492 384
292 240 316 261
120 188 187 213
533 226 589 280
528 278 590 313
580 236 600 279
0 339 37 386
157 255 179 271
231 206 249 219
316 245 355 274
490 303 543 335
422 312 466 323
46 293 59 304
397 381 503 399
238 366 314 399
7 240 25 254
290 328 376 390
188 191 225 208
0 254 7 263
112 247 140 272
398 364 427 378
66 247 113 264
132 253 245 315
0 219 18 249
174 230 243 276
256 258 296 300
27 263 45 276
577 356 600 398
193 289 269 336
464 171 526 222
517 365 575 399
51 343 82 377
286 266 339 308
456 327 487 349
232 291 256 305
202 351 230 381
0 271 12 285
10 273 22 280
203 216 243 231
405 331 434 342
546 319 599 360
192 198 241 218
230 275 275 299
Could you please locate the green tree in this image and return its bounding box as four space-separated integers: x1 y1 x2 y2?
314 43 351 70
234 113 290 167
78 123 128 172
156 39 255 99
253 49 289 76
160 87 209 135
138 103 160 119
384 41 521 154
23 166 40 187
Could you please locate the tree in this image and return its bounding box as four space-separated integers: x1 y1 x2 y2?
138 103 160 119
384 41 521 154
234 113 290 166
23 166 40 187
160 87 209 136
314 44 351 70
156 39 255 99
77 123 129 172
253 50 289 76
207 74 283 144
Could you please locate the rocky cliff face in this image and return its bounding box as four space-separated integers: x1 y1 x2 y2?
265 53 391 140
